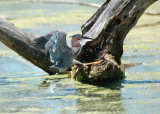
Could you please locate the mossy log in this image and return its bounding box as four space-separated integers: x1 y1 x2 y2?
0 0 157 85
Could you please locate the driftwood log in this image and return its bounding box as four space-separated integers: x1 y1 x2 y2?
0 18 55 74
72 0 157 84
0 0 157 84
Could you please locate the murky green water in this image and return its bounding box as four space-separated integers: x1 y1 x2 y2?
0 0 160 113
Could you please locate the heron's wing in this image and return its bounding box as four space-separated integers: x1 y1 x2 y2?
33 31 59 50
33 35 50 50
60 39 72 53
48 32 73 71
46 32 64 64
45 32 58 52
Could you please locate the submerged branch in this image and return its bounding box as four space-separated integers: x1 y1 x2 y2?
144 12 160 16
22 0 159 17
21 0 101 8
136 21 160 28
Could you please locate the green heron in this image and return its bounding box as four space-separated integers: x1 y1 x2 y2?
33 31 102 73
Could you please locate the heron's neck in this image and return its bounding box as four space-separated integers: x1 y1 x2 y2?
71 37 80 47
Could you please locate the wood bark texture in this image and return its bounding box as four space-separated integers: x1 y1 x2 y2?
0 17 55 74
73 0 157 84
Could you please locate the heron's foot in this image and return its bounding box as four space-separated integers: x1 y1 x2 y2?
68 72 71 80
73 66 79 73
83 60 103 66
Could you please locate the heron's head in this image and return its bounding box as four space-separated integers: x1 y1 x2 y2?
71 34 92 40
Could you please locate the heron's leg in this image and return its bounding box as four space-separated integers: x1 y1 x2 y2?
73 59 102 73
68 72 71 80
83 60 102 66
72 60 82 74
73 66 79 73
73 59 102 66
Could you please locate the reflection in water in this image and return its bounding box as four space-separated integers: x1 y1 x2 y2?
0 0 160 113
0 56 124 113
76 83 124 113
0 75 124 113
39 77 125 113
123 80 160 84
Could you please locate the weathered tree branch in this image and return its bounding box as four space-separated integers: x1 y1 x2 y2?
73 0 157 84
0 17 55 74
80 0 157 63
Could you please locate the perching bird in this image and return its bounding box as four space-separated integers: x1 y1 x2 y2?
33 31 101 73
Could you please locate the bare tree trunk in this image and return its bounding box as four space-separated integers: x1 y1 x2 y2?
0 0 157 84
72 0 157 84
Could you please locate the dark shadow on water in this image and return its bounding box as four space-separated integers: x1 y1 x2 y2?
39 75 67 88
103 80 124 90
75 80 125 113
122 79 160 84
